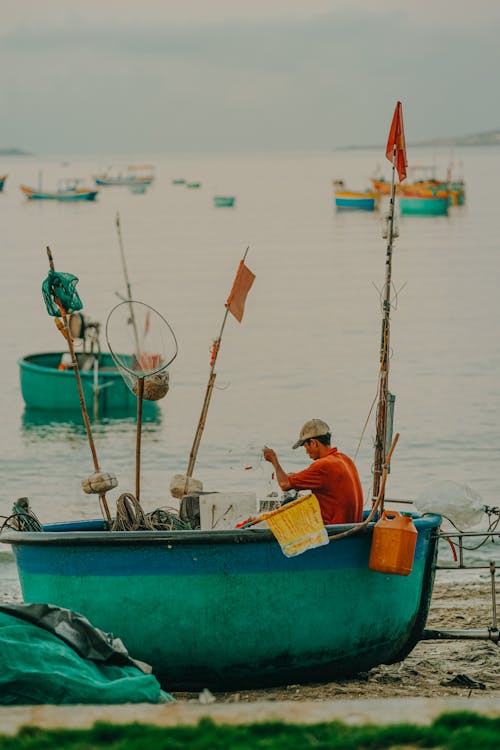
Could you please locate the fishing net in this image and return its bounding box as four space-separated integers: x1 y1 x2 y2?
105 301 178 401
42 270 83 317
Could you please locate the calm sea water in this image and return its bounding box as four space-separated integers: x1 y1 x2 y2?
1 149 499 596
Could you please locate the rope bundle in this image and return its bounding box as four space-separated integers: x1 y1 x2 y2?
112 493 154 531
0 497 42 532
111 493 190 531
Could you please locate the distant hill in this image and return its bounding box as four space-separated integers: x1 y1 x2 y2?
415 129 500 147
0 147 32 156
341 128 500 150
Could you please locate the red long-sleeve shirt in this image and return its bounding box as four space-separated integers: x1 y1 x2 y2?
288 447 364 525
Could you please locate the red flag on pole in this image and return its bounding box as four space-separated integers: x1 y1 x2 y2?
386 101 407 182
226 260 255 322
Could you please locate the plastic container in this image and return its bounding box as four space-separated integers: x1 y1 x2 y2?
369 510 417 576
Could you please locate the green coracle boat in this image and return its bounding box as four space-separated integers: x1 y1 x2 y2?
214 196 236 207
18 351 137 413
1 514 441 690
399 195 449 216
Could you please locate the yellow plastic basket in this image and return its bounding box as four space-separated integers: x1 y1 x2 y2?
260 493 329 557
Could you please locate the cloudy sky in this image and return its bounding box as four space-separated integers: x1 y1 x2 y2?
2 0 499 154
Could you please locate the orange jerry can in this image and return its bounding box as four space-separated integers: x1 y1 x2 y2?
369 510 417 576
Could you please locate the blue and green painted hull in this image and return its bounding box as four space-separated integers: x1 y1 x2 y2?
18 351 137 413
3 514 440 689
214 196 236 207
399 196 449 216
335 191 379 211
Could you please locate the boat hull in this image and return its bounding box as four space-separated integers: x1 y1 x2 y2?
18 352 137 412
214 196 235 207
335 192 378 211
2 514 440 689
20 185 98 201
94 177 154 186
399 196 449 216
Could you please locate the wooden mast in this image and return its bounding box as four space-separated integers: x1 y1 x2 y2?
372 147 398 503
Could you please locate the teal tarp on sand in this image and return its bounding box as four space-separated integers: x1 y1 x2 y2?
0 608 172 705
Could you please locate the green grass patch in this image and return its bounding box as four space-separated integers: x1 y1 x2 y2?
0 712 498 750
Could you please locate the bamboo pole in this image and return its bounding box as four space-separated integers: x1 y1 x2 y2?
115 212 141 361
46 247 112 524
372 149 397 503
135 376 145 501
185 248 250 487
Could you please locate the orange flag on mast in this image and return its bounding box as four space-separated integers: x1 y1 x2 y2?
386 101 407 182
226 259 255 322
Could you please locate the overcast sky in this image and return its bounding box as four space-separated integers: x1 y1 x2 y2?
2 0 499 155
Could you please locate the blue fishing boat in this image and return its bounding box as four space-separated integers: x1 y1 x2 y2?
333 181 379 211
335 190 379 211
0 175 7 191
399 194 448 216
213 196 236 207
94 165 155 187
20 181 98 202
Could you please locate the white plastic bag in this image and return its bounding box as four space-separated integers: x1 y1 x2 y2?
413 480 484 531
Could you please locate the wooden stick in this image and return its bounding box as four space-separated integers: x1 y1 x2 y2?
185 247 250 486
135 376 144 501
372 149 397 502
115 212 141 360
46 247 112 524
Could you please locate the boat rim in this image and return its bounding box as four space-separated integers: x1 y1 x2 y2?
0 513 441 547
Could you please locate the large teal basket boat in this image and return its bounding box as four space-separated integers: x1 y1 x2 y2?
1 513 441 690
18 351 136 413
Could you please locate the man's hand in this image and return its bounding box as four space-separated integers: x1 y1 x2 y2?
263 446 278 465
262 446 292 491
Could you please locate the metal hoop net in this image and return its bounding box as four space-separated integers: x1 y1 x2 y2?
105 301 178 401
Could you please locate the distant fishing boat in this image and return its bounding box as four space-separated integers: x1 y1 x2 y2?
399 193 449 216
335 191 379 211
213 195 236 207
186 182 201 189
333 179 379 211
172 179 186 185
18 351 138 413
0 175 7 191
94 165 155 187
372 164 466 207
20 179 98 202
19 313 140 415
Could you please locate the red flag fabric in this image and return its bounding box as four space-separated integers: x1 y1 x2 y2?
225 260 255 322
386 101 407 182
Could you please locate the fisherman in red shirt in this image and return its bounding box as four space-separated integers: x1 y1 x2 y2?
263 419 364 526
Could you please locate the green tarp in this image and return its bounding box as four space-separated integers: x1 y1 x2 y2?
0 609 172 705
